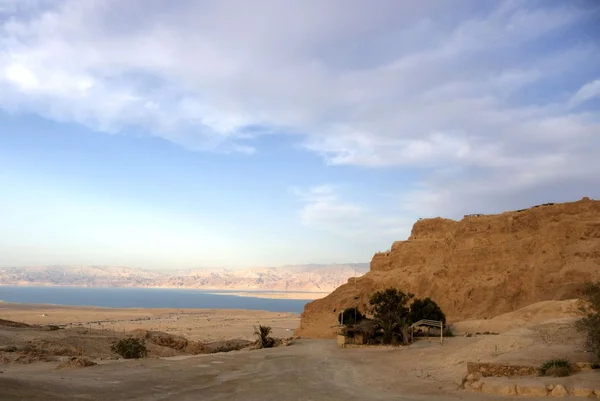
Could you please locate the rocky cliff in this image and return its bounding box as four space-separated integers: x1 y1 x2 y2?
296 197 600 338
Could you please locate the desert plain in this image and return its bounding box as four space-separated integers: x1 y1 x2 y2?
1 299 598 401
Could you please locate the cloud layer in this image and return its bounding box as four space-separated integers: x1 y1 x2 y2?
1 0 599 235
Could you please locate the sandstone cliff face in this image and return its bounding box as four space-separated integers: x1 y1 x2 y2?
296 197 600 338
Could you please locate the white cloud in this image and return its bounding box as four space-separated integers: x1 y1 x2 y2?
1 0 599 227
292 185 412 240
569 80 600 108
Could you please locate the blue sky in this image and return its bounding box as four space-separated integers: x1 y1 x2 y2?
0 0 599 269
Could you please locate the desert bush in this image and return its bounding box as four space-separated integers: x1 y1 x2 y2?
369 288 413 345
538 359 571 377
443 329 455 337
591 363 599 369
409 297 446 325
338 307 364 326
110 338 147 359
2 345 18 352
254 325 275 349
576 281 600 360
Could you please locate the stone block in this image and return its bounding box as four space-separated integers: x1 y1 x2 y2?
551 384 568 397
571 387 595 398
481 379 517 396
516 380 549 397
467 380 483 391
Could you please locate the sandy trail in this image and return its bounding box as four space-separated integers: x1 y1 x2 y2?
1 340 535 401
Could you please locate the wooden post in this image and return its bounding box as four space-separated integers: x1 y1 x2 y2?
440 323 443 345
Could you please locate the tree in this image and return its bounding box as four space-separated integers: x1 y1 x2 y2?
338 307 364 326
254 325 275 349
409 297 446 325
369 288 414 345
576 282 600 360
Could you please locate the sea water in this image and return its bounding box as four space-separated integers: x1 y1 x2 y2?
0 286 309 313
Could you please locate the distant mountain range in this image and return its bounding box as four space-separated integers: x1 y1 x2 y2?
0 264 369 293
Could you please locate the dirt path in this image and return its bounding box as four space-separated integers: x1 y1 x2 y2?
1 340 550 401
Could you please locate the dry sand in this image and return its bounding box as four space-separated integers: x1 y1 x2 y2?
0 302 299 342
0 300 596 401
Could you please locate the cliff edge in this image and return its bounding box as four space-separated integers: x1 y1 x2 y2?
296 197 600 338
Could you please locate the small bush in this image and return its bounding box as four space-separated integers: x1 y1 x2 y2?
110 338 147 359
2 345 18 352
253 325 275 349
444 329 455 337
538 359 571 377
546 366 571 377
591 363 599 369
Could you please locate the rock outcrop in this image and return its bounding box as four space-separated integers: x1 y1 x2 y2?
296 197 600 338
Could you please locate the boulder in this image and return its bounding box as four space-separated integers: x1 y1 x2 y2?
550 384 568 397
467 380 483 391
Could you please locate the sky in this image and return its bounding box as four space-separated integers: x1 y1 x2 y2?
0 0 599 269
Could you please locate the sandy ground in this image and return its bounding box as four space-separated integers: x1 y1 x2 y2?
0 302 299 342
0 300 597 400
0 340 553 401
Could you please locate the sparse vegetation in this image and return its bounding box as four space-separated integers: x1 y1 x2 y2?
110 338 148 359
369 288 414 345
57 356 97 369
591 363 600 369
2 345 18 352
575 281 600 360
538 359 571 377
254 325 275 349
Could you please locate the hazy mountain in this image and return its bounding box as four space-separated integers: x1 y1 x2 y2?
0 263 369 292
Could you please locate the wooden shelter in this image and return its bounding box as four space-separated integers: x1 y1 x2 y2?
409 319 445 344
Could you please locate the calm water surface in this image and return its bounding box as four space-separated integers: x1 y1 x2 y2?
0 286 309 313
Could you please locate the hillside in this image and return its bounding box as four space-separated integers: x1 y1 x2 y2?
296 197 600 338
0 263 369 293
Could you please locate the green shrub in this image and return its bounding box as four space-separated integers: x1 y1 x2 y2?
444 329 455 337
338 307 364 326
409 297 447 325
253 325 275 349
110 338 147 359
369 288 413 345
538 359 571 377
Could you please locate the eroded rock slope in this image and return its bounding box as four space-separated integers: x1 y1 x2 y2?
296 197 600 338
